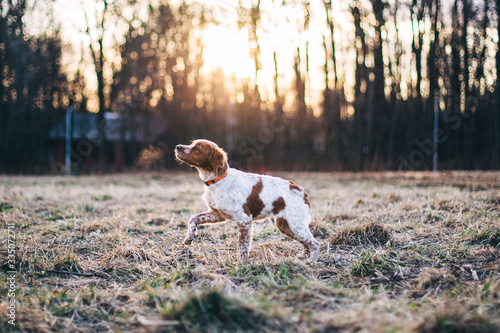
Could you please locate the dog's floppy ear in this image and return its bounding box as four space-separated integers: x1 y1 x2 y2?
210 146 228 176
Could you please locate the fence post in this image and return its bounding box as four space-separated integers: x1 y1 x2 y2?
65 106 75 176
433 98 439 173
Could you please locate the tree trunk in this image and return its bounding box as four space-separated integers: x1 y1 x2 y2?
85 0 108 173
352 3 367 170
369 0 386 160
496 0 500 166
427 0 440 122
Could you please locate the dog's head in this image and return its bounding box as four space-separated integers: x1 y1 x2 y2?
175 139 228 177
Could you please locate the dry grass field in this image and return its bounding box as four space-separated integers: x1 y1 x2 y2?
0 171 499 332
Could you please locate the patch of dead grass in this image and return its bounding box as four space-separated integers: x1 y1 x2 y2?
329 222 391 246
52 254 83 273
162 290 280 332
416 304 499 333
470 227 500 248
414 267 457 292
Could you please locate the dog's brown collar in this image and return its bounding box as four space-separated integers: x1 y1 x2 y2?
204 172 228 186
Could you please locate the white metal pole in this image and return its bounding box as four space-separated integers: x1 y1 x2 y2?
433 98 439 173
65 106 74 176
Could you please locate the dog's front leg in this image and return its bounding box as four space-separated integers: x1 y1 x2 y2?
183 211 224 245
236 220 253 262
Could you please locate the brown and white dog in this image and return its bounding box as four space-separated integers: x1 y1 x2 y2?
175 139 319 261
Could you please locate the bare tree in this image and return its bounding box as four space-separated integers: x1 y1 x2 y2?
496 0 500 165
82 0 110 171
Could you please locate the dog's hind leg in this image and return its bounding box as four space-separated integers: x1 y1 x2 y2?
275 217 319 261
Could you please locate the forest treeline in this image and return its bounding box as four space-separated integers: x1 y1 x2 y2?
1 0 500 173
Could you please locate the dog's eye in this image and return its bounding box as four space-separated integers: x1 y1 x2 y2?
193 146 199 151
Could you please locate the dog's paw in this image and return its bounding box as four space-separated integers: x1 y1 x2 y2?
182 237 194 245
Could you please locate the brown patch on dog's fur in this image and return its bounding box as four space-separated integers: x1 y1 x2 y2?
303 191 310 207
289 181 302 192
276 217 296 239
239 223 250 243
243 203 251 217
209 147 228 177
272 197 286 215
289 181 310 207
243 179 265 218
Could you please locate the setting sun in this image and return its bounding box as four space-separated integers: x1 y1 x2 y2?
201 24 254 80
198 0 334 113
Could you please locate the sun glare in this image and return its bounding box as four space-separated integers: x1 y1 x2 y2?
201 25 254 80
50 0 447 114
199 1 331 113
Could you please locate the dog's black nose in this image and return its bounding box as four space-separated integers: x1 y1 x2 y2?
176 145 182 151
